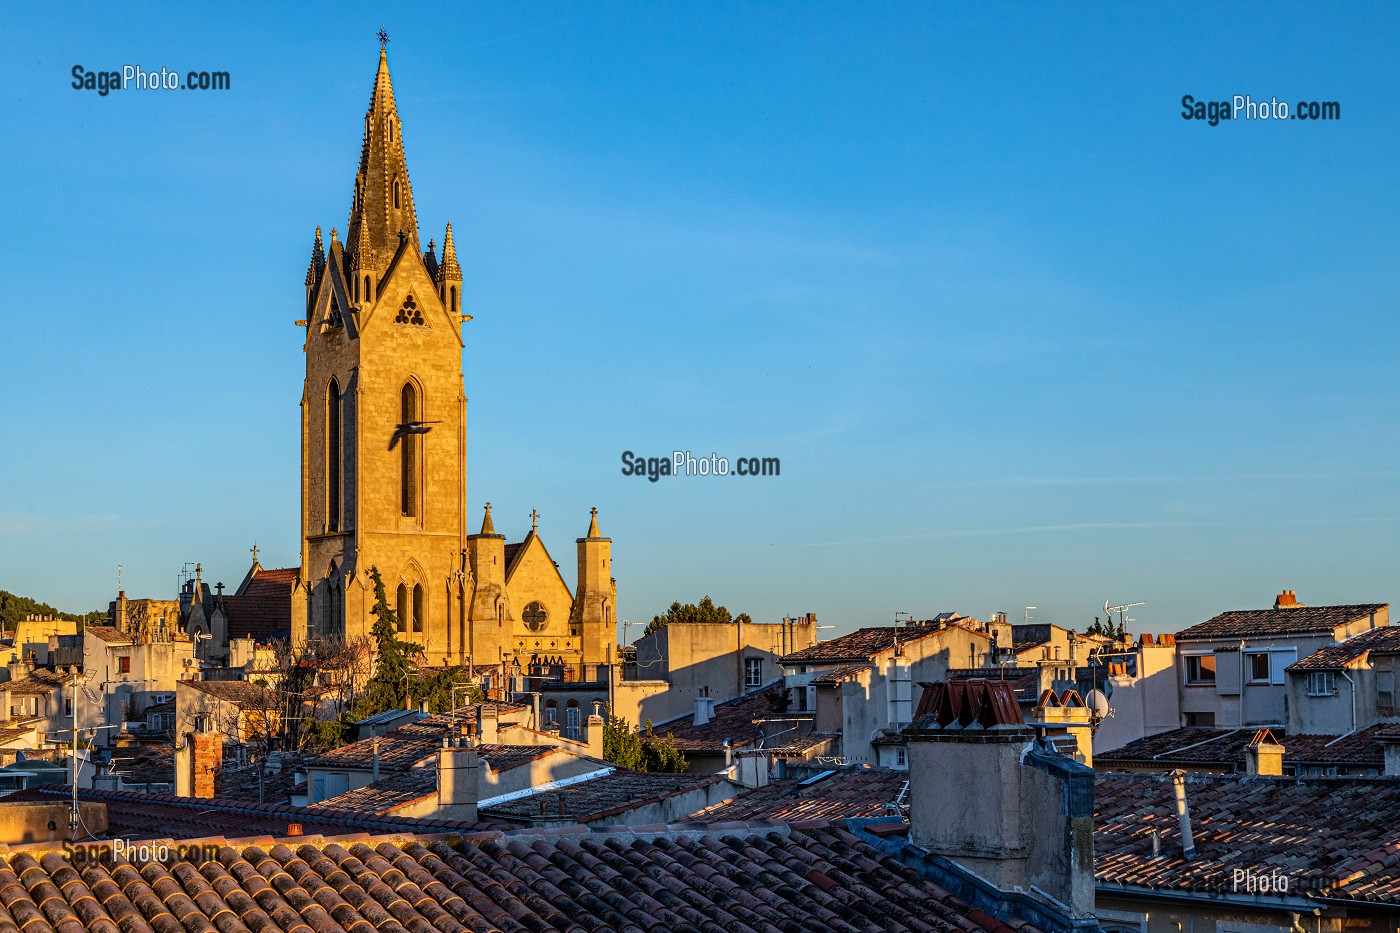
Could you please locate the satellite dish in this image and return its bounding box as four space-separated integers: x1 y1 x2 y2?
1086 689 1111 720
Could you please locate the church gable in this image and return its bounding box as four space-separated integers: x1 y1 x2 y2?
504 533 575 647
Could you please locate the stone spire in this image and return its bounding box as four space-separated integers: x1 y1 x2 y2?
438 222 462 284
586 507 600 538
305 226 325 287
480 502 496 535
346 45 420 273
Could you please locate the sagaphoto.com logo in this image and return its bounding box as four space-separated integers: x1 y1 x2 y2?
72 64 230 97
620 450 781 483
1181 93 1340 126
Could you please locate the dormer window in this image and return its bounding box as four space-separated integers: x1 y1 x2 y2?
327 295 342 328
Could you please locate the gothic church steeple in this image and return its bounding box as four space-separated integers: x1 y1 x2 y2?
346 46 420 278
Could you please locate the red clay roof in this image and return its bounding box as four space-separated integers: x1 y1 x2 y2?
1096 771 1400 903
652 686 811 753
1289 624 1400 670
83 625 132 644
4 785 496 838
780 619 973 664
1176 604 1386 640
688 767 909 823
184 679 277 708
484 770 730 825
1097 725 1390 770
224 567 297 642
0 817 1043 932
308 711 531 772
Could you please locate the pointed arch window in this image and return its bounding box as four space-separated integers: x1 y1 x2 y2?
412 584 424 633
396 583 408 634
400 382 419 517
449 285 458 314
392 178 401 209
326 379 342 531
364 275 372 301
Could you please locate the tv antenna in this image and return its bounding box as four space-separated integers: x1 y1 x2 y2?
1024 606 1037 625
1104 599 1146 629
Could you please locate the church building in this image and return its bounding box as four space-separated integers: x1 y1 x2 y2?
294 45 616 678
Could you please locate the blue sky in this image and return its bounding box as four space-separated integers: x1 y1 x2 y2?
3 3 1398 638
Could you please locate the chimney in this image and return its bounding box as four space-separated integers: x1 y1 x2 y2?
1274 589 1302 610
1245 728 1285 777
1378 733 1400 777
907 680 1095 921
586 703 605 759
372 736 381 782
436 737 479 822
193 731 222 799
478 703 499 744
1170 770 1196 859
694 687 712 727
174 733 193 797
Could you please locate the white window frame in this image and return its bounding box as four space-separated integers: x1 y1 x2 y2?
1185 653 1216 685
1306 671 1337 697
745 657 763 688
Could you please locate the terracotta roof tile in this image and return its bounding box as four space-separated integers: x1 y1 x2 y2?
83 625 132 645
0 818 1041 932
308 711 530 772
1097 725 1389 770
1289 625 1400 670
688 767 910 823
780 618 976 664
1096 771 1400 902
651 686 811 753
184 679 277 708
484 769 730 824
1176 604 1387 641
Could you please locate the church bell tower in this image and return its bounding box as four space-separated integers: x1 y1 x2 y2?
297 42 470 663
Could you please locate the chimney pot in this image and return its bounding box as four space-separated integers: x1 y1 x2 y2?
287 823 303 837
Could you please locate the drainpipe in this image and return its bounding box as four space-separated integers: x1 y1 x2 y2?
1239 640 1247 727
372 736 380 783
1170 769 1196 859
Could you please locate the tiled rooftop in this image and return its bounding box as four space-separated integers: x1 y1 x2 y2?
1096 771 1400 902
225 566 298 641
1096 725 1390 770
184 679 277 708
780 619 973 664
688 767 910 823
0 819 1044 933
484 770 730 825
1289 624 1400 670
83 625 132 644
3 669 68 696
3 785 496 838
653 686 810 753
1175 603 1387 640
308 711 529 772
310 746 562 814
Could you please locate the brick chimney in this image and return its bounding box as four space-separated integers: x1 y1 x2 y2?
1274 589 1302 610
907 680 1095 922
436 736 479 821
1245 728 1285 777
192 732 222 798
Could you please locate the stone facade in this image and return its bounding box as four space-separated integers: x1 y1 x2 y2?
296 48 615 674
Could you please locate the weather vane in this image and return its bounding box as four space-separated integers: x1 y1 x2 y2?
377 27 390 48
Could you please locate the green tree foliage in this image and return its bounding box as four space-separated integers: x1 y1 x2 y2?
602 708 689 772
0 590 104 631
302 718 351 750
352 568 424 718
644 596 752 637
350 568 484 721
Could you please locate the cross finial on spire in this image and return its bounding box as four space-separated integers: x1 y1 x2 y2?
530 509 540 531
377 27 390 48
251 543 259 563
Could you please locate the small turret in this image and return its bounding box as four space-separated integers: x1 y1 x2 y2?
437 222 463 314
